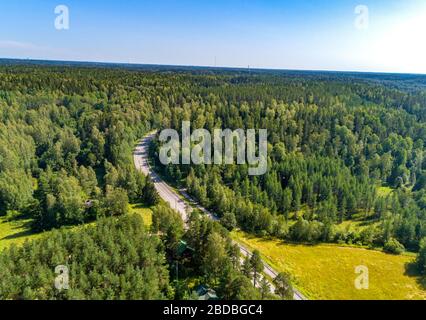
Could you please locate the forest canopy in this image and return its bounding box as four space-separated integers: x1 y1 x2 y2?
0 61 425 299
0 63 425 251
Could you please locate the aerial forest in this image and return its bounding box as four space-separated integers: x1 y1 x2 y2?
0 64 425 298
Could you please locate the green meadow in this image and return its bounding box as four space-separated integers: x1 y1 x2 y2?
231 230 425 300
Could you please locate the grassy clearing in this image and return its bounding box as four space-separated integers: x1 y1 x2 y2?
129 204 153 228
0 216 42 252
231 230 425 300
337 219 380 233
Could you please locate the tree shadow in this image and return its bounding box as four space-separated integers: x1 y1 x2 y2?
0 219 37 241
132 203 151 210
1 229 35 241
357 218 379 227
246 233 319 249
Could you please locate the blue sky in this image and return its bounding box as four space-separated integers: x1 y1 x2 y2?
1 0 426 73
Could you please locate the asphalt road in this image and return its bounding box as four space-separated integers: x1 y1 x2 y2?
133 132 307 300
134 133 190 226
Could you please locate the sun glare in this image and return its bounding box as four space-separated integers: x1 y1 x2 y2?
373 9 426 73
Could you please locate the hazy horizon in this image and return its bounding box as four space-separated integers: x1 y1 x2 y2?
3 57 426 77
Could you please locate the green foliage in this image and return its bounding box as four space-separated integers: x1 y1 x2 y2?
1 63 426 300
0 170 33 212
417 238 426 275
259 277 272 300
202 232 230 285
143 179 160 206
249 250 264 287
151 204 185 252
33 169 87 229
1 64 425 250
183 212 267 299
273 272 294 300
103 185 129 217
149 69 426 252
220 273 261 300
221 212 237 231
0 215 171 299
383 238 405 255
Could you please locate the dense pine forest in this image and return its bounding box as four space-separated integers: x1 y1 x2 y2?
0 61 425 298
151 69 426 254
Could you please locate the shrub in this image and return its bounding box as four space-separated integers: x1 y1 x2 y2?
383 238 405 255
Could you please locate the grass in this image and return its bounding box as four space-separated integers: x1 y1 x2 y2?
128 204 153 228
231 230 426 300
0 216 42 252
337 218 380 234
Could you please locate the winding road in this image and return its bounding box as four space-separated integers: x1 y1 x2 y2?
133 132 307 300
